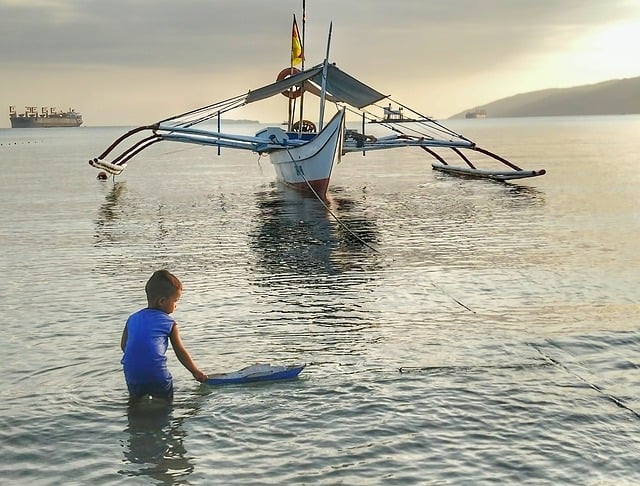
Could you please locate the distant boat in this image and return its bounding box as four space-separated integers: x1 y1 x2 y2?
465 109 487 119
9 106 83 128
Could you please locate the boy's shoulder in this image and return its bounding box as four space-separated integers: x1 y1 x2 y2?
129 307 149 317
128 307 173 325
128 307 161 320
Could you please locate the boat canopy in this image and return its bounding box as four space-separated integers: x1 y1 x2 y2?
321 64 388 109
245 63 388 109
246 65 324 104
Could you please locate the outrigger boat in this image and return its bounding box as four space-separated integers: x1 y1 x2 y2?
89 19 545 197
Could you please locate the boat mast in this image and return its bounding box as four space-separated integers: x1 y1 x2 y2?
301 0 306 65
287 17 295 132
318 21 332 131
297 0 306 133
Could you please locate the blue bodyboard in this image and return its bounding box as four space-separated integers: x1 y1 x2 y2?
205 363 305 385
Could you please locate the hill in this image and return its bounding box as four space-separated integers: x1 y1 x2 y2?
449 76 640 119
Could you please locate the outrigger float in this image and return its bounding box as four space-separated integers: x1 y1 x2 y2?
89 18 545 197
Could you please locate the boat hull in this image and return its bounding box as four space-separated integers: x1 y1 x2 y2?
268 109 344 197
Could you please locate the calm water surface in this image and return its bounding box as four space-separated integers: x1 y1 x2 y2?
1 116 639 484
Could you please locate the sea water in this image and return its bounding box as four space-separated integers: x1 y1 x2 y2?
1 116 639 484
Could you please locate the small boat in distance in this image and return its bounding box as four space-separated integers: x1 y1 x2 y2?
10 106 82 128
89 13 545 195
465 109 487 119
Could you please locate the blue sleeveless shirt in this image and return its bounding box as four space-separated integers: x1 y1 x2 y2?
121 308 174 385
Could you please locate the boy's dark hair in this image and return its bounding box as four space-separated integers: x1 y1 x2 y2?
145 270 182 304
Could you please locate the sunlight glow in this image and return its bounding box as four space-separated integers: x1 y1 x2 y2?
572 21 640 79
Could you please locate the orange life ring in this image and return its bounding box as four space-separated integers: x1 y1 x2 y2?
276 67 303 99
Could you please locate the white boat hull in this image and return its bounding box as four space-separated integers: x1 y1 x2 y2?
269 109 344 197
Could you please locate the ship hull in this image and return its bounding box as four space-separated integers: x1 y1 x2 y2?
10 116 82 128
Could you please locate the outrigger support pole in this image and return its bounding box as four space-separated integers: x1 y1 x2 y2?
471 146 524 171
95 124 159 161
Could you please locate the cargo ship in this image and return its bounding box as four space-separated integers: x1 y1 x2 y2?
9 106 83 128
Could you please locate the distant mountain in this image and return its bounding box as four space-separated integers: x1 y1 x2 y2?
449 76 640 119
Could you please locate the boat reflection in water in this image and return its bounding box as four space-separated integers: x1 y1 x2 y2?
249 184 381 280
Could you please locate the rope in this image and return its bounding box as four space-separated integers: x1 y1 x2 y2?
284 146 476 313
285 148 381 255
337 102 630 418
531 342 640 419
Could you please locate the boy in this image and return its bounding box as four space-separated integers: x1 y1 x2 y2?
121 270 207 403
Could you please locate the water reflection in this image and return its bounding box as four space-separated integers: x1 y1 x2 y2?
94 180 127 245
248 184 381 277
500 182 545 207
120 399 194 483
92 180 174 256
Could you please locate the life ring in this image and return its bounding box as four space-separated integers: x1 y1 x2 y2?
276 67 303 99
292 119 317 133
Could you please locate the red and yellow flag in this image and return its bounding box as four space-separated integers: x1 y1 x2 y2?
291 15 304 66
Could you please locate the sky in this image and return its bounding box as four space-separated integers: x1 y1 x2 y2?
2 0 640 128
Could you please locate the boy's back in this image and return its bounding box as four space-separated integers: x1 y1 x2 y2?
122 308 174 385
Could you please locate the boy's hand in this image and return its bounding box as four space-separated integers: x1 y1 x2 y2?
193 370 208 382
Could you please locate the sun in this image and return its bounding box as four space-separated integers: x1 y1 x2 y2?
574 20 640 80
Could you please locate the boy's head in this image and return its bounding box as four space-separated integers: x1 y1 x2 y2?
145 270 182 312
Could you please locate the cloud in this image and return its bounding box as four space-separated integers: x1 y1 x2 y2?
2 0 636 68
2 0 639 125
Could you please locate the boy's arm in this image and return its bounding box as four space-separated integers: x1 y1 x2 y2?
120 326 128 352
169 323 207 382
